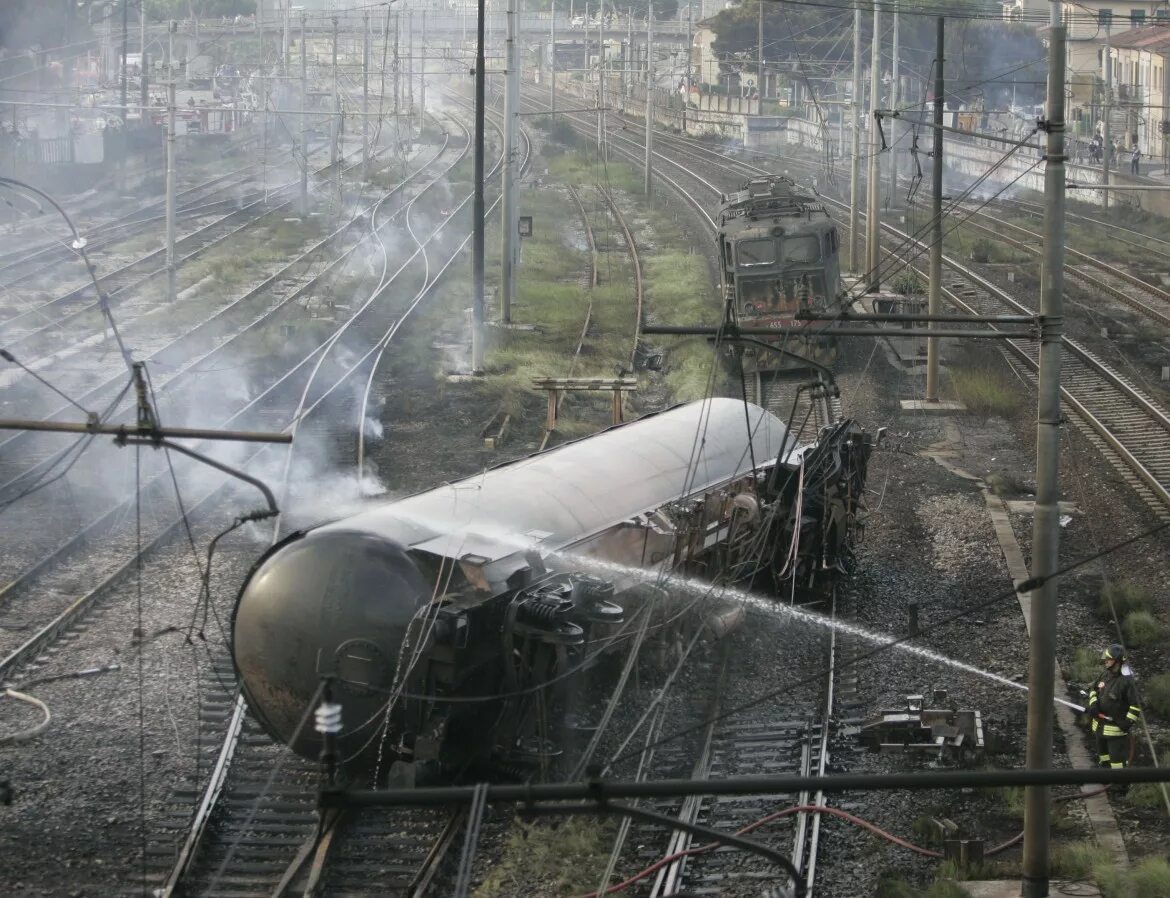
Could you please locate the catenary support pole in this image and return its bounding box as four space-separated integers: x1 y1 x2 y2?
120 0 129 124
300 12 308 216
643 4 653 196
501 0 518 324
1022 25 1065 898
865 0 882 292
472 0 487 372
757 0 764 107
926 17 943 402
166 21 177 304
139 1 147 113
888 1 900 205
332 17 339 169
362 14 370 182
550 3 557 115
420 10 426 125
684 5 692 132
597 0 605 154
1102 22 1111 210
848 8 861 274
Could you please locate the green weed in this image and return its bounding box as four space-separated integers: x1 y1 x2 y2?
1122 610 1163 646
1097 579 1154 619
1145 672 1170 719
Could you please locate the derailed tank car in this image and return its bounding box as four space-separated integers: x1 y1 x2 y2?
718 176 842 370
232 399 874 778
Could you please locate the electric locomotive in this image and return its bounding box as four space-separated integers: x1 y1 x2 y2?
718 176 842 370
232 400 874 780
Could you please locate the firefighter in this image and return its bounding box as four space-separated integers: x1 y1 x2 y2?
1087 644 1141 781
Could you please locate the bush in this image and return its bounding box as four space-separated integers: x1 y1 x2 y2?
950 364 1026 418
1145 672 1170 719
970 238 994 263
1064 646 1102 685
1125 783 1170 809
1132 857 1170 898
1096 580 1153 619
891 271 926 296
1051 842 1111 879
1122 610 1163 646
986 471 1027 497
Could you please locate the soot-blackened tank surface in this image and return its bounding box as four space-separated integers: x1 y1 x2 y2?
232 399 790 761
233 530 428 760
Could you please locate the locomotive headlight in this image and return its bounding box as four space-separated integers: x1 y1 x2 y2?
232 529 428 763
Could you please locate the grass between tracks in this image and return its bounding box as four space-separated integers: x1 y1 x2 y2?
473 816 625 898
465 137 723 430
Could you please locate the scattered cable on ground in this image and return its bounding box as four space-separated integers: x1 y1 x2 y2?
0 689 52 744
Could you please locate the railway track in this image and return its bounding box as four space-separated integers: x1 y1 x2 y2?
616 120 1170 520
951 204 1170 330
0 113 480 679
150 102 531 898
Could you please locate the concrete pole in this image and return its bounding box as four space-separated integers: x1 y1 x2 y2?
283 0 291 71
258 0 266 171
300 12 308 217
848 8 861 274
120 0 129 124
394 13 400 122
599 0 608 159
684 5 692 132
407 11 414 136
644 4 653 196
1022 25 1066 898
888 1 899 205
473 0 487 373
501 0 518 324
420 11 427 127
757 0 764 107
166 22 177 304
1164 49 1170 175
139 0 147 111
926 18 943 403
362 14 370 182
1102 23 1111 210
551 3 557 115
331 18 339 169
865 0 882 292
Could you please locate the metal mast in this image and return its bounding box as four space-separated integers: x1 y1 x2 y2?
472 0 487 372
165 21 177 304
501 0 519 324
643 4 653 195
848 8 861 274
864 0 882 292
1022 25 1066 898
926 18 943 402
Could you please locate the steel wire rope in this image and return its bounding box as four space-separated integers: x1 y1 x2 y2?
0 371 133 512
0 178 133 371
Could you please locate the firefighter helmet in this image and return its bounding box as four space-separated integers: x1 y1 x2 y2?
1101 643 1127 664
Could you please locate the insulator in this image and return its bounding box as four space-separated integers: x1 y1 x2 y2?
314 701 343 736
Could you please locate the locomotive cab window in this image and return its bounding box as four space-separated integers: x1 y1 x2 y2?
737 238 776 266
782 235 820 265
723 239 734 268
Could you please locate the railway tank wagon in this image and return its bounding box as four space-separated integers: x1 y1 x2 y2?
718 176 843 370
232 399 874 778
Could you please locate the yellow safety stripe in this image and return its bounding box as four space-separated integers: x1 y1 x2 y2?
1102 725 1126 736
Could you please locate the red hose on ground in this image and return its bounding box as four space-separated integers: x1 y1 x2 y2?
573 803 944 898
574 786 1111 896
